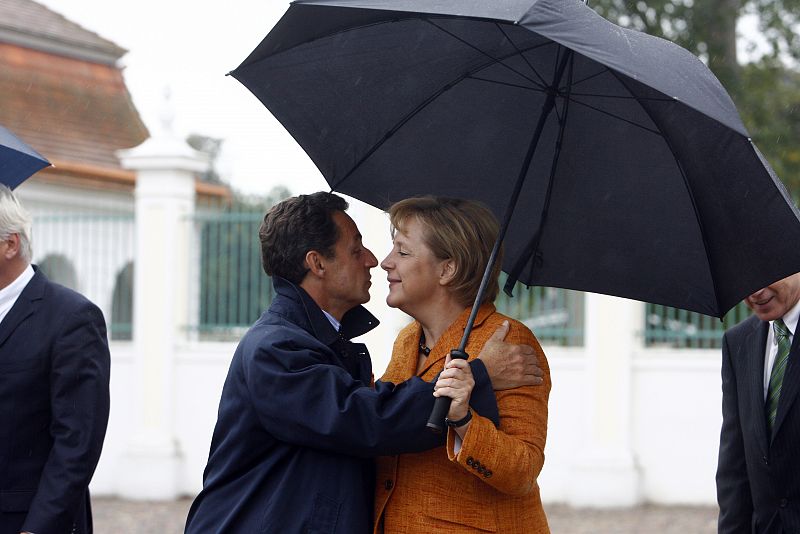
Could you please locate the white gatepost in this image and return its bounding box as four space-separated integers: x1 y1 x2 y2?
568 292 644 506
114 120 209 500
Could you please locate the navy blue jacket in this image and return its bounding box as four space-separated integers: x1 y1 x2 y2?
185 277 498 534
0 268 110 534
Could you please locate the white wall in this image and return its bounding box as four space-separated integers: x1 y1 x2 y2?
92 341 724 506
537 348 721 505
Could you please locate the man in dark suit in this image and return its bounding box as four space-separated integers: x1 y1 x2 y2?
0 185 110 534
717 272 800 533
184 192 541 534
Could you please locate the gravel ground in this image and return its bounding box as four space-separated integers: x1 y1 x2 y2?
92 497 718 533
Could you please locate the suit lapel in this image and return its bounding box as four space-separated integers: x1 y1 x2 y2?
772 323 800 441
744 319 770 454
0 269 45 349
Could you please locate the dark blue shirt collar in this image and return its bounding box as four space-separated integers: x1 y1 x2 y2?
271 276 379 345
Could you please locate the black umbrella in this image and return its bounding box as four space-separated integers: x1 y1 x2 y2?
0 125 50 189
232 0 800 427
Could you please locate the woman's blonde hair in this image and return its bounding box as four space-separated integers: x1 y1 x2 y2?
388 196 501 307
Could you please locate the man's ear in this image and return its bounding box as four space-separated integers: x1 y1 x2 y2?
304 250 326 278
439 259 457 286
2 233 21 260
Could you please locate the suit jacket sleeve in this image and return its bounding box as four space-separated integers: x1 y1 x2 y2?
716 330 754 533
22 301 111 534
446 322 550 496
243 331 445 457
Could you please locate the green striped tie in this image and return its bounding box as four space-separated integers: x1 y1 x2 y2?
766 318 791 434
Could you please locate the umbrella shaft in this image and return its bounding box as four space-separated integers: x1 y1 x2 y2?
457 48 573 351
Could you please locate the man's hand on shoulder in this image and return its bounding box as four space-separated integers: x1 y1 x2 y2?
477 321 544 390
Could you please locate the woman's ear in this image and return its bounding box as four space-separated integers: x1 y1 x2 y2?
439 259 457 286
304 250 326 278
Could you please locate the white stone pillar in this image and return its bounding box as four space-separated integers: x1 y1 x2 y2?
114 126 209 500
568 292 644 507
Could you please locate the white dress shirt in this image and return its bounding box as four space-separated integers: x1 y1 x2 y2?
763 299 800 400
0 264 34 325
322 309 341 333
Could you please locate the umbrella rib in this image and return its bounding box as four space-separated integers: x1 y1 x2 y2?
425 19 549 90
505 52 577 295
566 97 663 136
568 92 675 102
569 68 611 88
494 23 548 87
329 41 556 191
467 75 545 92
607 70 723 315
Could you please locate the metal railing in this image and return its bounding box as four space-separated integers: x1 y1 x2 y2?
32 213 135 340
30 209 751 348
644 301 751 348
495 275 584 346
188 209 273 340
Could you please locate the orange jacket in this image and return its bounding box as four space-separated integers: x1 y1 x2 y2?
374 304 551 533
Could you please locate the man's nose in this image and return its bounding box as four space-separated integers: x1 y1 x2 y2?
365 248 378 267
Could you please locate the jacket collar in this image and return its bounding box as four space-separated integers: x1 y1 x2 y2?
389 303 495 379
270 276 379 345
0 265 46 348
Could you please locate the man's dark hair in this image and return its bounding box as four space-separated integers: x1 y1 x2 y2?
259 192 349 284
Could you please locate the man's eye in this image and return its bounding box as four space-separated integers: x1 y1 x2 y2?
398 251 409 257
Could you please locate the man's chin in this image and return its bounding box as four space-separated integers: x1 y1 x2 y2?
751 305 780 322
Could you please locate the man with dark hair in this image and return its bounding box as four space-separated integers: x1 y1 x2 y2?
258 191 349 284
0 185 110 534
185 192 541 534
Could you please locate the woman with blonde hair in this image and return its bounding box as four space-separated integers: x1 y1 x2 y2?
374 196 551 533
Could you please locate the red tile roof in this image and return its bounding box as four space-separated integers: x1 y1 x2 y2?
0 42 148 169
0 0 125 63
0 0 228 199
0 0 146 178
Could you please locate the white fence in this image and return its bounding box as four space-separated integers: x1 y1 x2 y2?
90 339 722 507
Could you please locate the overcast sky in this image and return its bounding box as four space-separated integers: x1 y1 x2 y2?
35 0 326 197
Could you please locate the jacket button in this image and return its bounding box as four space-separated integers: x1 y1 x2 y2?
485 470 493 478
763 456 769 466
384 479 393 490
466 457 474 467
779 498 788 508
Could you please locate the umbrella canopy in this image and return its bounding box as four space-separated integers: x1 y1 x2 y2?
231 0 800 320
0 125 50 189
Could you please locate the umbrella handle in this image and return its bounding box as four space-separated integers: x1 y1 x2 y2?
426 349 469 433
